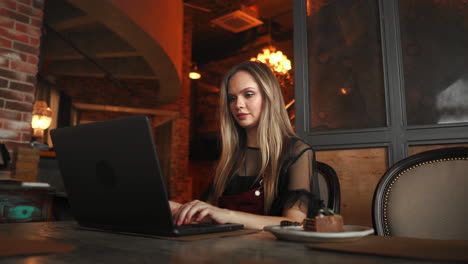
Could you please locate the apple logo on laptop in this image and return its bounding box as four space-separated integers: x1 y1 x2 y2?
96 160 117 188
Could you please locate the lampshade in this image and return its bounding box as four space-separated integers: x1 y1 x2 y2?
31 100 52 137
31 114 52 130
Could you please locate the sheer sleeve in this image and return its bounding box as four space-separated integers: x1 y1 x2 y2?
288 144 313 191
270 139 323 217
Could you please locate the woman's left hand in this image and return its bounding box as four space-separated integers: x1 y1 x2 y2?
169 200 182 215
172 200 232 226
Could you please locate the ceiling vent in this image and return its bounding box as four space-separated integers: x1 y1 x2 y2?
211 10 263 33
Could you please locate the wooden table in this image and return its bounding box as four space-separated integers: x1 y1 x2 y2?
0 221 458 263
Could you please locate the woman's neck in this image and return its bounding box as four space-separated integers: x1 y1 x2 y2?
246 126 258 148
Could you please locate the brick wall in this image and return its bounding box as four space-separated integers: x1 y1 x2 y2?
0 0 44 161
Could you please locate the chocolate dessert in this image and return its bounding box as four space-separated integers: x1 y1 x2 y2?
303 209 344 232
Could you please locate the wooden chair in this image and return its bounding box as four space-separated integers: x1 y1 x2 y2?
316 161 341 214
373 147 468 239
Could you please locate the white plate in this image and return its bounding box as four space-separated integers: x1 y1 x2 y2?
264 225 374 243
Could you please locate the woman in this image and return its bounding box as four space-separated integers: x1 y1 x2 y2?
171 61 321 229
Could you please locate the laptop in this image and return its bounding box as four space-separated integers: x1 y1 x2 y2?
50 115 243 236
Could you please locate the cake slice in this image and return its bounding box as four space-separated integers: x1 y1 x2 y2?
303 209 344 232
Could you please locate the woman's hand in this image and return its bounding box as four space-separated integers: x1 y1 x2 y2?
172 200 232 226
169 200 182 215
171 200 307 229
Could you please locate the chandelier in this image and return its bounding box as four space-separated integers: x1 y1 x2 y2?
250 46 292 74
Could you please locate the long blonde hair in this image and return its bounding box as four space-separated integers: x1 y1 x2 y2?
210 61 295 214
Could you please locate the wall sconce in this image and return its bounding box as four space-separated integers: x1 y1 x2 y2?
31 100 52 138
189 64 201 80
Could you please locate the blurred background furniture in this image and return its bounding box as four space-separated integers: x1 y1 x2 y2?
38 152 74 221
0 143 10 170
316 161 341 214
0 181 55 223
52 193 73 221
373 147 468 239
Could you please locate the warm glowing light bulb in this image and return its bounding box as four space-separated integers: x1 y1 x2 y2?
31 113 52 129
189 71 201 80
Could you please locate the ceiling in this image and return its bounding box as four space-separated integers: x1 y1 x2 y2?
39 0 293 83
184 0 293 64
41 0 156 81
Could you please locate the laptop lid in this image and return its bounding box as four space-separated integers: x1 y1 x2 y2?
52 115 242 236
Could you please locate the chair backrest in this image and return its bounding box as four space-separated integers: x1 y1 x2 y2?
373 147 468 239
316 161 341 214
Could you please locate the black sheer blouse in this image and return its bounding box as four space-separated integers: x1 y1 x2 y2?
204 138 322 218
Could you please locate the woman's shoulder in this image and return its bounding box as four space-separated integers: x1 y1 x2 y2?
287 137 314 155
279 137 314 169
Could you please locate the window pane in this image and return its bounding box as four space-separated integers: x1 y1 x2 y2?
400 1 468 125
316 147 388 227
307 0 386 131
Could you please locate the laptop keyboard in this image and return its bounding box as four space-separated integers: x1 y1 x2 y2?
176 223 218 229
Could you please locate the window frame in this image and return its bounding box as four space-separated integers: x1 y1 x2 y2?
293 0 468 166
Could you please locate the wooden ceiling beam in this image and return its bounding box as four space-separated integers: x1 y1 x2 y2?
52 16 98 31
46 57 156 79
44 51 142 61
43 28 136 57
51 72 158 80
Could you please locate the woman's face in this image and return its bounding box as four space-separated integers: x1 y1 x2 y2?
228 70 264 130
